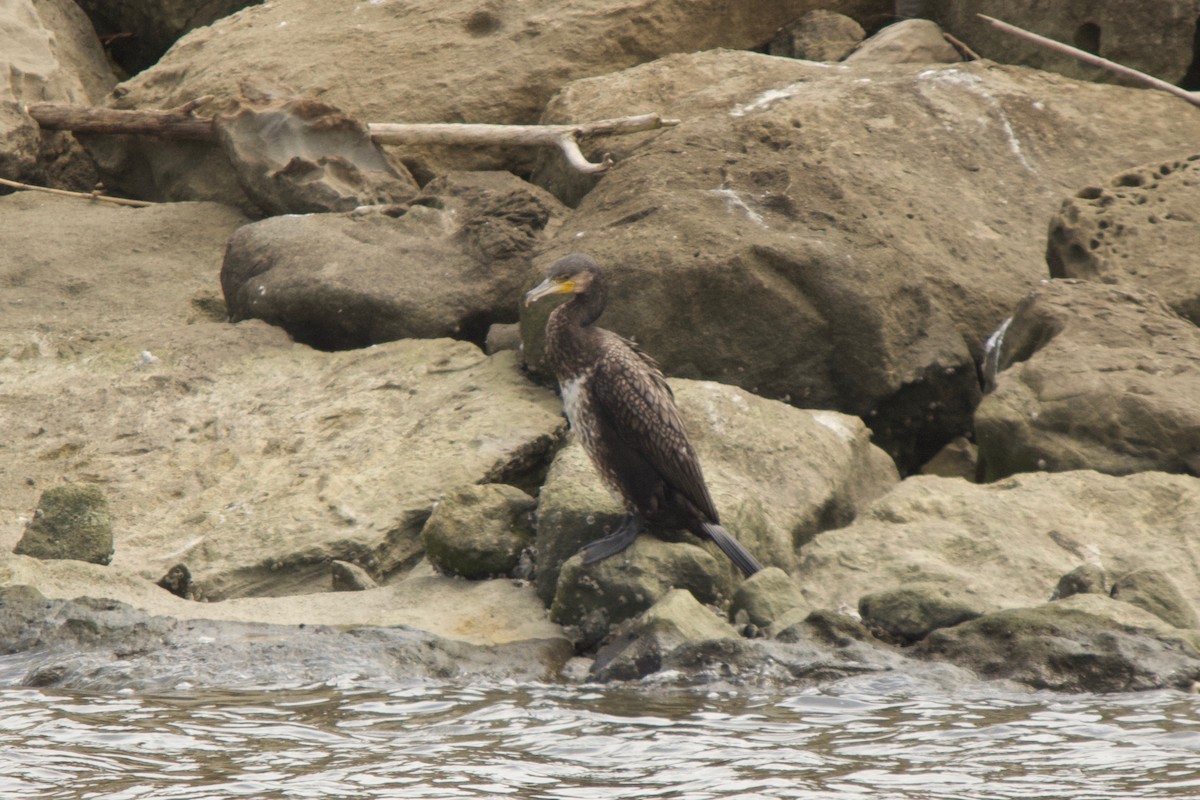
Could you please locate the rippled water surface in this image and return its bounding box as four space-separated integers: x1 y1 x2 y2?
3 676 1200 799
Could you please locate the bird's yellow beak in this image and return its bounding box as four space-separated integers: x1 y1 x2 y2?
523 277 575 307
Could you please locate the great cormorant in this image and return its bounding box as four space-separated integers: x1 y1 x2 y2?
524 253 763 577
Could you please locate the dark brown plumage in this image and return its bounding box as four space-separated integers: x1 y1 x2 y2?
524 253 763 576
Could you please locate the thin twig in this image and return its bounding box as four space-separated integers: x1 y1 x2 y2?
0 177 156 207
942 31 980 61
977 14 1200 107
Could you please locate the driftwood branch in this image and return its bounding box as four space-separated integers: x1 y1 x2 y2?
24 102 680 173
977 14 1200 107
0 176 155 207
369 114 679 174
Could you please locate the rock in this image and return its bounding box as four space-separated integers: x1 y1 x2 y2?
768 10 865 61
1047 155 1200 325
916 593 1200 692
0 192 565 601
421 485 536 579
0 587 572 692
795 471 1200 619
0 549 568 648
1051 564 1109 600
74 0 259 75
778 608 875 647
592 588 738 681
918 435 977 479
526 52 1200 470
533 379 898 605
0 0 115 188
221 172 565 349
1110 569 1200 630
858 583 981 645
843 19 962 64
485 323 523 355
550 537 730 651
729 567 809 629
156 563 192 598
976 281 1200 479
932 3 1198 88
214 81 420 216
331 560 378 592
13 484 114 566
86 0 881 204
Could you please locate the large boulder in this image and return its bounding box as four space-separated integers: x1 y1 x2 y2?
929 1 1200 88
795 471 1200 617
0 0 115 188
524 52 1200 470
221 171 565 349
1047 155 1200 324
533 380 898 605
976 280 1200 479
85 0 886 205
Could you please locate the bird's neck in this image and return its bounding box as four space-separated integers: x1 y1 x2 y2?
546 289 605 379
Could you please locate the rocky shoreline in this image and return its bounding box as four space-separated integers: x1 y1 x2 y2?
3 1 1200 693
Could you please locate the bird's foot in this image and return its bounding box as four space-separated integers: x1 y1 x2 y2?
579 514 643 565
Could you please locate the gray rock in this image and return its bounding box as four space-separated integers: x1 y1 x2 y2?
843 19 961 65
768 10 865 61
14 484 114 566
916 593 1200 692
592 588 738 681
533 380 897 604
1111 569 1200 630
728 567 809 629
214 81 420 216
331 560 378 592
551 537 730 651
421 485 536 579
1047 156 1200 325
858 583 981 645
221 172 564 349
526 51 1200 470
1051 564 1109 600
976 281 1200 479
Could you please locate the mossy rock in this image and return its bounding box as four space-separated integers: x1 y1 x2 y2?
421 484 535 579
14 484 113 565
859 583 981 645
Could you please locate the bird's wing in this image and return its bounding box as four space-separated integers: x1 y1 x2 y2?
589 331 719 522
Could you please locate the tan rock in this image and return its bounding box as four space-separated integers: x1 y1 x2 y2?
797 471 1200 616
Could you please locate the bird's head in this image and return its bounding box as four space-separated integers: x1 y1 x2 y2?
523 253 601 307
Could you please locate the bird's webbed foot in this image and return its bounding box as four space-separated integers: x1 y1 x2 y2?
579 513 643 565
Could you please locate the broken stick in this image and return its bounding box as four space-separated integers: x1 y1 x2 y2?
23 102 680 173
977 14 1200 107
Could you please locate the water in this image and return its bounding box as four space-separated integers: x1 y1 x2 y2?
3 678 1200 799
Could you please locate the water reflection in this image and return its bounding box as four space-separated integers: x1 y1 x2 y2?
1 679 1199 799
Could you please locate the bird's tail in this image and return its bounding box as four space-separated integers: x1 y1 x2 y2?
697 522 763 577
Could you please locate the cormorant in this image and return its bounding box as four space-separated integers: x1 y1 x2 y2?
524 253 764 577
